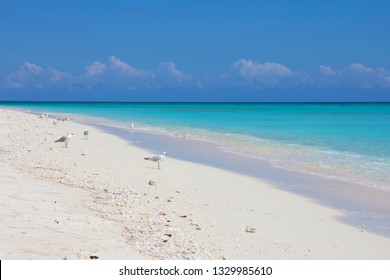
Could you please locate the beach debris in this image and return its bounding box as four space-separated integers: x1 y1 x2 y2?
190 222 202 230
180 215 188 218
159 211 167 216
84 130 89 140
89 255 99 260
54 132 73 148
245 226 256 233
164 233 173 238
148 180 157 186
144 152 167 170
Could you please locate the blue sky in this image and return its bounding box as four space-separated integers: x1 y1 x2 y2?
1 0 390 101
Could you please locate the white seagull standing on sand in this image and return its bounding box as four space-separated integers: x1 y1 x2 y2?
84 130 89 140
54 132 73 148
144 152 167 170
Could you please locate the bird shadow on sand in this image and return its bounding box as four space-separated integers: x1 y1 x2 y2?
144 167 162 170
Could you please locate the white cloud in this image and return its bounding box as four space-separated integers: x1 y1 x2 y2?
81 61 107 88
233 59 292 78
319 63 390 88
108 56 153 79
2 62 72 89
81 58 193 90
157 62 193 87
346 63 375 75
85 61 106 77
232 59 306 88
2 58 390 93
79 57 156 90
23 62 43 76
319 65 337 77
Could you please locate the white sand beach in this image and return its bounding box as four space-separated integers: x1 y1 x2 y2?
1 108 390 260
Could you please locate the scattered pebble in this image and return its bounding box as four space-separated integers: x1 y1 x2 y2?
148 180 157 186
245 226 256 233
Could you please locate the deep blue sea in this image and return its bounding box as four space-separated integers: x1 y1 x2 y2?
2 102 390 190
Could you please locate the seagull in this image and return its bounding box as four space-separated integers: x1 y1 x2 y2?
84 130 89 140
53 119 58 125
144 152 167 170
127 122 135 130
54 132 73 148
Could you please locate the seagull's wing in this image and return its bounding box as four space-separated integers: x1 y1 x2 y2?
54 135 68 143
152 155 164 161
144 154 164 162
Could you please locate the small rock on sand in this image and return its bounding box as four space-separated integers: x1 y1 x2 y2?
148 180 157 186
245 226 256 233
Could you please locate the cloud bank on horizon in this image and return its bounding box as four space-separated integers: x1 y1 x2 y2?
1 56 390 93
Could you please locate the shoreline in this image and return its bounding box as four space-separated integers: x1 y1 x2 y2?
3 102 390 191
2 102 389 192
1 107 390 259
89 121 390 238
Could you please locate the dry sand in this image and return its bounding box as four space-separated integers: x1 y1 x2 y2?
1 108 390 260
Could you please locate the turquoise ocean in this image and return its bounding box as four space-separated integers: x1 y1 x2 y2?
2 102 390 191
